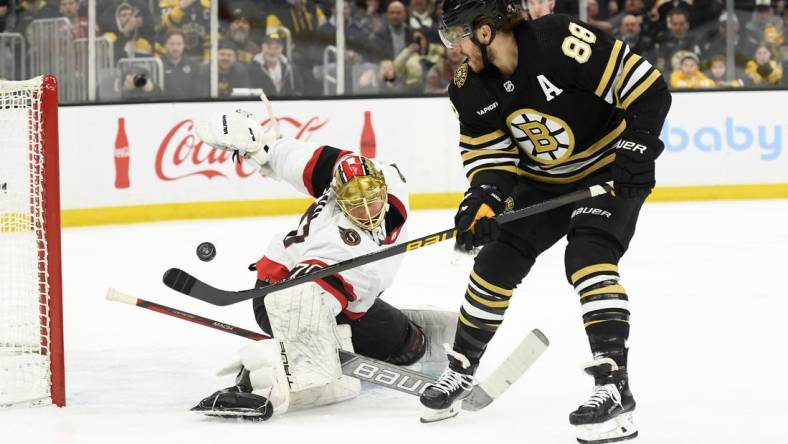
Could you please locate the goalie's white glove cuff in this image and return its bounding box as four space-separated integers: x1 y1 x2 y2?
196 109 279 168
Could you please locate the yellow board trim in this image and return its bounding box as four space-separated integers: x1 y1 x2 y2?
571 263 619 285
595 40 624 97
471 270 514 297
57 184 788 228
459 130 507 146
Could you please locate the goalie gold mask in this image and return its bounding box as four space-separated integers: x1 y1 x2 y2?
332 156 388 231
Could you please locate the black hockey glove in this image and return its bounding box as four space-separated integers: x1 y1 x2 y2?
454 185 506 251
611 130 664 199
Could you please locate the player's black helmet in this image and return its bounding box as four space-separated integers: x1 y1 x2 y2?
439 0 513 48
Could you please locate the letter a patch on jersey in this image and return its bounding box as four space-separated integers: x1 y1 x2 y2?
537 74 563 102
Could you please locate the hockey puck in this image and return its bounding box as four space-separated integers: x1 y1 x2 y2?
196 242 216 262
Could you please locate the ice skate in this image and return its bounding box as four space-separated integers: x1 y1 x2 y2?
191 369 273 421
569 358 637 443
419 348 476 423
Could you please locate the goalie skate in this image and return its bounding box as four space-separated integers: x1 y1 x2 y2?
569 358 637 443
191 385 273 421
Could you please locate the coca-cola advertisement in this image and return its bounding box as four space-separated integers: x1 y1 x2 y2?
55 98 465 219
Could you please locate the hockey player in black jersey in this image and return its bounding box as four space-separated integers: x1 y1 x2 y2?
419 1 671 443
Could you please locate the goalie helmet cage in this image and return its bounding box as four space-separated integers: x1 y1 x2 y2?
0 75 65 407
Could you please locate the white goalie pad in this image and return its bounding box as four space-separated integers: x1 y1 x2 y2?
401 307 458 377
265 283 360 410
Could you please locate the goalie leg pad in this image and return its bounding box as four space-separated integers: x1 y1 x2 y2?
402 307 457 376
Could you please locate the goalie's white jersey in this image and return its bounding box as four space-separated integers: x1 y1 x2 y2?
254 138 409 320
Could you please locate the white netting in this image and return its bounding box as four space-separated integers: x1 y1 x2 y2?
0 76 53 407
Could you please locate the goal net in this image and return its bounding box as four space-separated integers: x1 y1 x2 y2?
0 75 65 407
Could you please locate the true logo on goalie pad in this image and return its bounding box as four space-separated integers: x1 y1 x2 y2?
279 342 295 388
339 226 361 246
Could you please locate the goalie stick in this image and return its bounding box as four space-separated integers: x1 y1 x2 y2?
106 288 548 411
162 182 613 307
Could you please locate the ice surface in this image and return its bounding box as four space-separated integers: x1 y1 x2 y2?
3 200 787 443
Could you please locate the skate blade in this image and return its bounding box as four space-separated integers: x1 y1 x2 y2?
419 402 461 423
575 411 638 443
192 406 270 421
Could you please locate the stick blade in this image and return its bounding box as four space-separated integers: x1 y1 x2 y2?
162 268 237 306
462 328 549 411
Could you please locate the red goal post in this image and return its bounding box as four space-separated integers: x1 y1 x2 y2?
0 75 65 407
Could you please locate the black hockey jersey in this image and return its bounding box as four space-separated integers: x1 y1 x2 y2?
449 14 671 193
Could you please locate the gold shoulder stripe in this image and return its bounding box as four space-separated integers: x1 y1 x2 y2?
614 54 642 106
621 70 662 109
595 40 623 97
571 263 619 285
460 130 507 146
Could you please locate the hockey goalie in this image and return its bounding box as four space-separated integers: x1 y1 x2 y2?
190 109 454 420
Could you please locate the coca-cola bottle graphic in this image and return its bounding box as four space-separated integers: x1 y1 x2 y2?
359 111 376 158
114 117 130 189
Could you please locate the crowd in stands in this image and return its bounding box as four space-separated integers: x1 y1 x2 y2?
0 0 787 100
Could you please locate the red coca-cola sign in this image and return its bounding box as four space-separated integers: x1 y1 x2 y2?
155 116 329 181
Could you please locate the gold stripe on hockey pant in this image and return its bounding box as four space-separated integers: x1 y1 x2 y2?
574 268 630 330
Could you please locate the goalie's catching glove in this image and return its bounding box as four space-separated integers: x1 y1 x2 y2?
196 109 278 170
611 130 664 199
454 185 506 251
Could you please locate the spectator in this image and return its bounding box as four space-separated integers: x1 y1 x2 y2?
424 44 464 94
745 43 783 85
706 54 747 87
120 66 162 100
701 12 759 70
357 0 384 36
217 39 250 96
225 7 260 65
160 0 210 62
748 0 785 55
317 0 365 51
59 0 99 38
104 1 155 62
408 0 438 42
586 0 614 34
249 30 304 97
378 59 405 94
0 0 11 33
393 27 442 92
267 0 327 94
669 51 715 88
370 1 411 61
525 0 555 19
161 29 203 98
620 14 655 59
609 0 656 39
33 0 59 20
654 8 703 74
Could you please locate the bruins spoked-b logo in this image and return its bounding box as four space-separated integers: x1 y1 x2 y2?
506 108 575 166
339 226 361 246
453 63 468 88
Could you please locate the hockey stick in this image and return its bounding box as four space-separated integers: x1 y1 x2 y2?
162 182 613 307
106 288 548 410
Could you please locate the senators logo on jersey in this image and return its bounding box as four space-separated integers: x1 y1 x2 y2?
339 226 362 246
